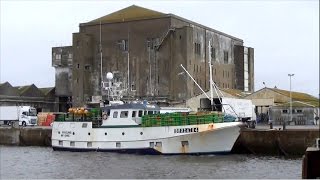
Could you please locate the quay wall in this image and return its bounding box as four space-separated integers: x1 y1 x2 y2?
0 127 319 155
0 127 51 146
232 129 319 156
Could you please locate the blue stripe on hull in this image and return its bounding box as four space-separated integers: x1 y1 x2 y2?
52 146 230 155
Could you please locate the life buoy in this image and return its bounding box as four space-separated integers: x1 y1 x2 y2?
102 113 108 120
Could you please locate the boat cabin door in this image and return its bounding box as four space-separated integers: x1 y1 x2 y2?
131 110 138 123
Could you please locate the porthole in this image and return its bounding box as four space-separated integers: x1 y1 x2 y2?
105 132 107 135
58 131 60 134
122 132 125 135
140 132 143 135
88 132 91 136
73 132 75 135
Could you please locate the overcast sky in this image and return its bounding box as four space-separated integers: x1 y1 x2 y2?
0 0 319 97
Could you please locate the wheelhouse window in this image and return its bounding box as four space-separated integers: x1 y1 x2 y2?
132 111 137 117
144 111 147 115
113 111 118 118
120 111 128 118
138 110 143 117
148 111 153 115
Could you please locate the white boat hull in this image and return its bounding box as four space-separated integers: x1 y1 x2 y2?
52 122 242 154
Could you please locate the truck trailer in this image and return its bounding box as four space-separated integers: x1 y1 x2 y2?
0 106 38 126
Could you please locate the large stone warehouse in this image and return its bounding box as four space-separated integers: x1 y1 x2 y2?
52 5 254 107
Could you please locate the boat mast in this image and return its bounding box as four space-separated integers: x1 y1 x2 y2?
100 21 103 95
208 41 214 110
127 25 130 95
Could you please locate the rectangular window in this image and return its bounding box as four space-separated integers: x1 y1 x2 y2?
156 142 162 147
120 111 128 118
148 111 153 115
84 64 90 70
119 39 128 51
70 141 75 147
210 46 215 60
144 111 147 115
181 141 189 147
282 109 288 114
149 142 155 148
224 51 228 64
138 110 143 117
77 64 80 68
87 142 92 147
132 111 137 117
116 142 121 148
59 140 63 146
82 123 87 128
297 110 302 113
194 43 201 55
84 65 90 70
113 111 118 118
131 84 136 91
55 54 61 60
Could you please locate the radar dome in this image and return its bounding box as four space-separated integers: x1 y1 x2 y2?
106 72 113 80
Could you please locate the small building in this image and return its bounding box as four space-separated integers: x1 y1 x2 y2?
270 101 317 125
245 87 319 125
0 82 58 112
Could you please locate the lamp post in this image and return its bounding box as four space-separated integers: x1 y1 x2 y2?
287 73 294 130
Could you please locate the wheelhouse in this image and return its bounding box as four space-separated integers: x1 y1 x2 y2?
101 103 160 126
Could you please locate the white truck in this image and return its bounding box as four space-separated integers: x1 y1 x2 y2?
213 97 256 128
0 106 38 126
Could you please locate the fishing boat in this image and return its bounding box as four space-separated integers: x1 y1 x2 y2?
51 40 246 154
51 101 244 154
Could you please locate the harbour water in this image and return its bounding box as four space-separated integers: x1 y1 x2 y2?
0 146 302 179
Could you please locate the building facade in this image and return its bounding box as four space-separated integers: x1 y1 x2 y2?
52 5 254 107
